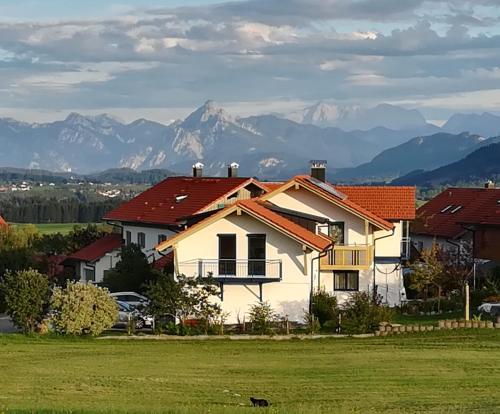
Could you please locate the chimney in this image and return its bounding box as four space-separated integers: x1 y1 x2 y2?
310 160 327 182
485 180 495 189
227 162 239 178
192 162 204 177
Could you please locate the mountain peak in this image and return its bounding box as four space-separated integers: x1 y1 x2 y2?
182 100 233 128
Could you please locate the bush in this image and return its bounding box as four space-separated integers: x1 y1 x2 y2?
340 292 394 335
0 269 49 334
311 290 339 329
248 301 278 335
50 282 118 336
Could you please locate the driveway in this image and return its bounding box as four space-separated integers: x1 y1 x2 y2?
0 313 18 333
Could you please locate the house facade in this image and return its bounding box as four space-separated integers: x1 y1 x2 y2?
412 184 500 262
156 163 415 323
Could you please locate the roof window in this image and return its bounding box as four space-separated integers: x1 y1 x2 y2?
450 205 463 214
175 195 188 203
440 205 453 213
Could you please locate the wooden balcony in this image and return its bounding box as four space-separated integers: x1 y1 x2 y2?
320 245 373 271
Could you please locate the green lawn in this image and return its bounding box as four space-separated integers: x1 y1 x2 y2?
1 331 500 413
11 223 101 235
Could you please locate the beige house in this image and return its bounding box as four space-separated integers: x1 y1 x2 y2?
157 164 415 323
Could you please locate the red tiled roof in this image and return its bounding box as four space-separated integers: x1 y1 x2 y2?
67 233 122 262
259 182 284 192
104 176 262 226
240 200 332 251
293 176 395 230
157 199 332 252
153 251 174 270
414 187 500 238
336 186 416 220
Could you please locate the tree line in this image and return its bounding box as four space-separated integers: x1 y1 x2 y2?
0 197 122 223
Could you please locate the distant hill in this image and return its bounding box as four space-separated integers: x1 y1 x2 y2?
393 142 500 186
443 112 500 138
0 167 175 185
331 132 487 182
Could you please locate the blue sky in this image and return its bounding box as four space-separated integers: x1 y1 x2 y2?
0 0 499 123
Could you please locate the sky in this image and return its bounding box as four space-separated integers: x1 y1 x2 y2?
0 0 500 124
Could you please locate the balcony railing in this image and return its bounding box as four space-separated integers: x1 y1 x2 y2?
179 259 283 281
320 245 373 270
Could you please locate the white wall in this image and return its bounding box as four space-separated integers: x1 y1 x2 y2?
175 212 316 323
78 248 121 284
122 224 176 261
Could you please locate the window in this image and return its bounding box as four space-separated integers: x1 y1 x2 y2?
137 232 146 248
218 234 236 275
334 271 359 291
329 222 345 244
248 234 266 276
125 230 132 245
158 234 167 244
84 268 95 282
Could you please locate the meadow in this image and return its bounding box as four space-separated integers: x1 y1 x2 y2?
1 330 499 413
11 223 102 235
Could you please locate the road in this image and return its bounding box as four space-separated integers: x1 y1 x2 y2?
0 314 17 333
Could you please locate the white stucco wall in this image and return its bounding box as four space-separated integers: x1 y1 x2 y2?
175 212 316 323
78 248 121 284
122 224 176 261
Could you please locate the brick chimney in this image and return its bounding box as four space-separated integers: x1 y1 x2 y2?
310 160 327 182
192 162 204 177
227 162 239 178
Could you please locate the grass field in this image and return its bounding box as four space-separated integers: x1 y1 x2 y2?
11 223 101 235
1 331 500 414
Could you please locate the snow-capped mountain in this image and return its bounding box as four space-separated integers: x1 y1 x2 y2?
285 101 428 131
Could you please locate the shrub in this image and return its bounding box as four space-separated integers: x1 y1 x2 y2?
0 268 49 334
340 292 394 335
303 311 321 335
248 301 278 335
50 281 118 336
311 290 339 329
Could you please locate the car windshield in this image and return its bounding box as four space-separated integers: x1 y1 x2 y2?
117 301 133 312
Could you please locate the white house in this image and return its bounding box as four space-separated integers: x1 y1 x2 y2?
156 162 415 323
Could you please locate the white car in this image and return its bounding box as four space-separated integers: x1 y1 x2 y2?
115 300 154 330
478 303 500 317
109 292 149 309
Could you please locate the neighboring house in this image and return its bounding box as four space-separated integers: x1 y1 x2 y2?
156 162 415 322
412 183 500 262
64 233 122 283
103 163 269 261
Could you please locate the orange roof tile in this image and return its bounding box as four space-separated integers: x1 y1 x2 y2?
335 186 416 220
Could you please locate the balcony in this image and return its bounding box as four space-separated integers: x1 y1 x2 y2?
320 245 373 271
180 259 283 284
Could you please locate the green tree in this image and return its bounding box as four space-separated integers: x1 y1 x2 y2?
102 245 157 293
410 244 445 309
50 281 118 336
311 290 339 328
0 269 49 334
248 301 278 335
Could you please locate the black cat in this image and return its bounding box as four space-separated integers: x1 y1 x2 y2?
250 397 269 407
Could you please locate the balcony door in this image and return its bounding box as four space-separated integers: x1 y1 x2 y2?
248 234 266 276
218 234 236 276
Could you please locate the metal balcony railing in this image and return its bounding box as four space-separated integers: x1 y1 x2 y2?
180 259 283 279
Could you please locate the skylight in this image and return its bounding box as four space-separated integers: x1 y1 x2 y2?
450 205 463 214
440 205 453 213
175 195 188 203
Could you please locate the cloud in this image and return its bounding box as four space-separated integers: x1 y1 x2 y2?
0 0 499 120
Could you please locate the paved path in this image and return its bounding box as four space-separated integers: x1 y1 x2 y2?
0 314 17 333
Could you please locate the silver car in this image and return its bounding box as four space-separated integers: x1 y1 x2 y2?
115 300 154 330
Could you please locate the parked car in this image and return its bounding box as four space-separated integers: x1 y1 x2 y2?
478 303 500 318
114 300 154 330
109 292 149 309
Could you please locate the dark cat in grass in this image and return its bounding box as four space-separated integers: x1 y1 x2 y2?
250 397 269 407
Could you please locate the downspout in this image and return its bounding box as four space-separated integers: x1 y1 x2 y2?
372 227 395 301
309 243 333 313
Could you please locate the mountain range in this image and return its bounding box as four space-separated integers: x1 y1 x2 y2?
1 100 499 181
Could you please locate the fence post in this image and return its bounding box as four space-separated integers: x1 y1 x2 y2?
465 282 470 321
